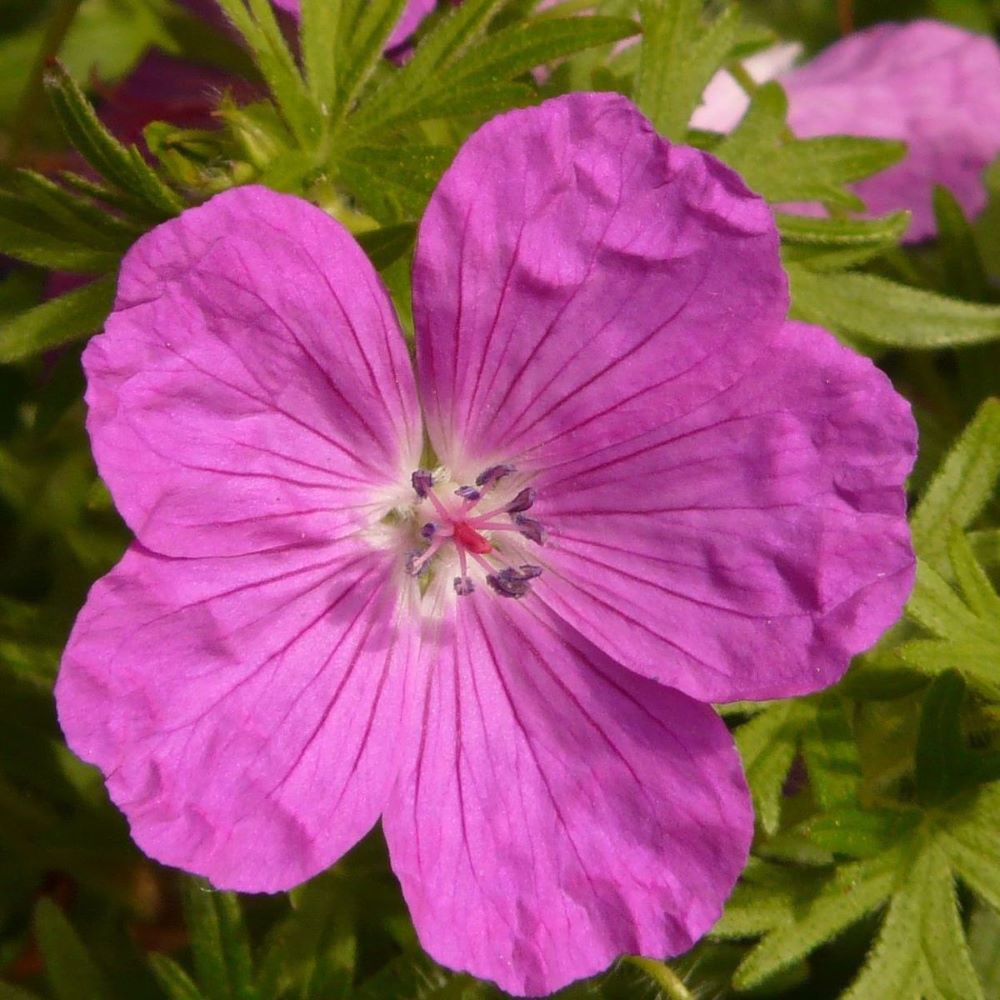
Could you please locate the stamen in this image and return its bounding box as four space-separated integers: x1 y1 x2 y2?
486 572 532 598
406 550 430 577
406 536 445 576
514 564 543 580
475 464 515 488
411 469 434 498
513 514 546 545
505 487 536 513
404 465 545 600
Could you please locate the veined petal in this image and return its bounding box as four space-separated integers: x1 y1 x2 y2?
384 597 750 996
85 186 421 557
534 321 916 702
57 541 418 892
412 92 787 473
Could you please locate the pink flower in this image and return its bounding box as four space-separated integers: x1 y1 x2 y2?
56 94 915 995
695 20 1000 241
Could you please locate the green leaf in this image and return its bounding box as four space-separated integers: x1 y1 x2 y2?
906 561 991 641
842 841 984 1000
182 879 232 1000
777 212 910 248
949 531 1000 621
789 267 1000 349
735 700 809 834
637 0 738 142
337 144 453 221
911 400 1000 574
932 185 991 300
214 0 320 146
901 553 1000 696
968 904 1000 999
348 0 512 132
805 806 920 860
800 693 862 810
778 212 910 270
0 275 115 363
370 81 536 130
916 671 1000 805
939 784 1000 911
149 954 209 1000
43 61 182 219
443 16 637 91
332 0 409 128
917 671 973 806
732 853 899 989
256 872 357 1000
356 223 417 271
0 167 142 250
214 893 258 1000
714 86 904 207
34 899 109 1000
0 196 119 271
300 0 341 110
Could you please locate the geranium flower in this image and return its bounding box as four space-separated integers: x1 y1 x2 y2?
56 93 915 995
694 20 1000 241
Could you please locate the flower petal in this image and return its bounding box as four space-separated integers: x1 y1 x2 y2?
782 20 1000 241
534 321 916 702
384 597 750 996
56 541 418 892
412 92 787 474
86 186 420 557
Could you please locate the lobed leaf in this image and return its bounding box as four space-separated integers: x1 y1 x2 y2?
841 842 984 1000
637 0 739 142
732 853 899 989
735 701 810 834
911 399 1000 574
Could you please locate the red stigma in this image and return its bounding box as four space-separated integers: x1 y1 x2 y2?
452 521 493 555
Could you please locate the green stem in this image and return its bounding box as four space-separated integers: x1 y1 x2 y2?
625 957 695 1000
7 0 84 163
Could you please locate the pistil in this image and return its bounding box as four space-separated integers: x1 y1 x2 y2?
405 466 545 598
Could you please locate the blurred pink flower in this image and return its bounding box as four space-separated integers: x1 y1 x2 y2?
57 94 915 995
694 20 1000 241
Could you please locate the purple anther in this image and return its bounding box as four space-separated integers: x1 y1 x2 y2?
411 469 434 498
420 523 437 540
475 464 515 488
505 487 536 513
486 572 531 598
455 485 481 501
453 576 476 596
513 514 546 545
405 550 429 577
514 564 543 580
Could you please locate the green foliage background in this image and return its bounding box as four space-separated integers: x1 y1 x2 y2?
2 0 1000 997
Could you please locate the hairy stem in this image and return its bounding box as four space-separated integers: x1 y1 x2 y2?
7 0 84 162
